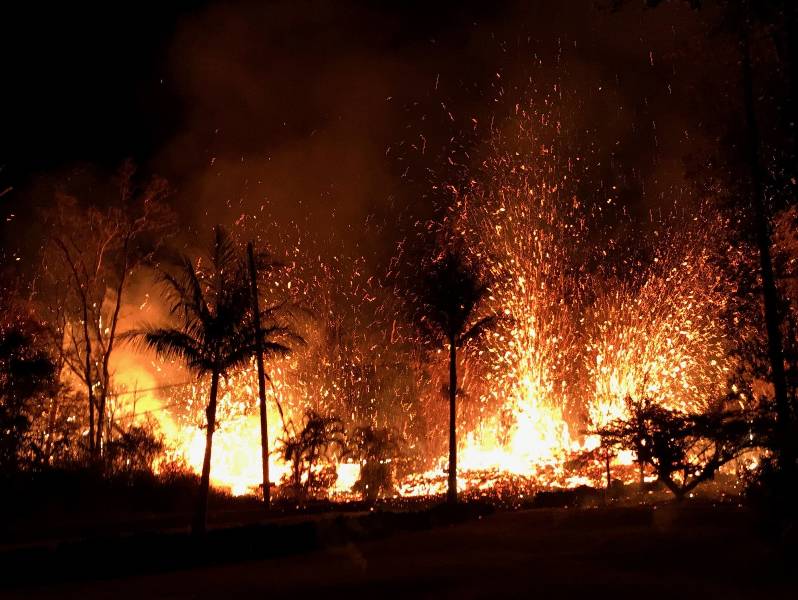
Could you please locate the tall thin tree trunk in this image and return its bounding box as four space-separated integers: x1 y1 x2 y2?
447 337 457 505
741 26 793 467
637 446 644 487
247 242 270 509
95 395 105 458
54 238 95 459
82 300 95 460
96 250 128 456
194 369 220 535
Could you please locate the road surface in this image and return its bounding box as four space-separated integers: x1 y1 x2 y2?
10 505 797 599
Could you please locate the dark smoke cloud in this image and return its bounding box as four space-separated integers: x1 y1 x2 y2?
2 0 740 269
151 1 733 255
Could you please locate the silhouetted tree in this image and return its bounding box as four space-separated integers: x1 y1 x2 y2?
413 246 498 504
350 425 399 502
125 226 294 534
630 0 797 481
0 319 58 471
595 396 754 500
737 4 794 471
245 241 301 509
41 163 172 460
102 420 164 476
278 410 346 499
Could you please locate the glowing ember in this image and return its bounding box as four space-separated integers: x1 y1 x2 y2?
130 105 739 499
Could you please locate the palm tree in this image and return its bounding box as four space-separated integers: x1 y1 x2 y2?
126 226 295 534
415 246 498 504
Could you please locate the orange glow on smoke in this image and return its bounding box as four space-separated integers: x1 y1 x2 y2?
123 108 736 499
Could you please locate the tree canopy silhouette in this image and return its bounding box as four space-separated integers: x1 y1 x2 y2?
125 226 298 533
278 409 347 499
412 245 499 504
0 319 58 471
595 396 755 500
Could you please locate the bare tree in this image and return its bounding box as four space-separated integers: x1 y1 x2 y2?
40 163 172 460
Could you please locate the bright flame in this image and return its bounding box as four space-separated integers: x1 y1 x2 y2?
124 103 739 500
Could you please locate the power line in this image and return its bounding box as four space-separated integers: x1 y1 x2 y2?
113 398 188 420
108 381 195 397
108 381 196 422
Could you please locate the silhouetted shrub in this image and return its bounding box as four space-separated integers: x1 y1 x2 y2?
595 396 754 499
278 410 347 500
350 425 399 501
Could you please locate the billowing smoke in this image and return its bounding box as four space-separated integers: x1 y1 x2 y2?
0 0 759 495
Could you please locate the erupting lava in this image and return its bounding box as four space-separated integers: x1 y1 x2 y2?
137 104 735 499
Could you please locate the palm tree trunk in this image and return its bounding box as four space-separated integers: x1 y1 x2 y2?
247 242 270 509
95 251 127 456
447 337 457 505
193 369 220 535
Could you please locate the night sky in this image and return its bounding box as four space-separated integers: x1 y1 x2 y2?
0 1 748 266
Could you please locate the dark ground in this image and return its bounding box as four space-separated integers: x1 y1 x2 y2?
8 503 797 599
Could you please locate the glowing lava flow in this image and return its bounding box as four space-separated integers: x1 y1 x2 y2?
408 106 736 493
142 106 737 499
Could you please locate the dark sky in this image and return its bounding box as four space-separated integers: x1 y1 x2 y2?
1 2 198 177
0 0 742 266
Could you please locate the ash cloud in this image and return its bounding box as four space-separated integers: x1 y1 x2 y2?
146 1 733 263
2 0 739 270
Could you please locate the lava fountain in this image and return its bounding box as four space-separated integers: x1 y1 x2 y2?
146 104 736 498
404 104 737 492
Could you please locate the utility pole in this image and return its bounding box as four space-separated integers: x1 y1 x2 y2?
247 242 271 508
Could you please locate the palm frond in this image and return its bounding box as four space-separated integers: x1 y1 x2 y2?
210 226 241 279
129 226 304 384
261 324 306 349
260 341 293 359
123 327 211 374
415 244 492 342
459 314 502 347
